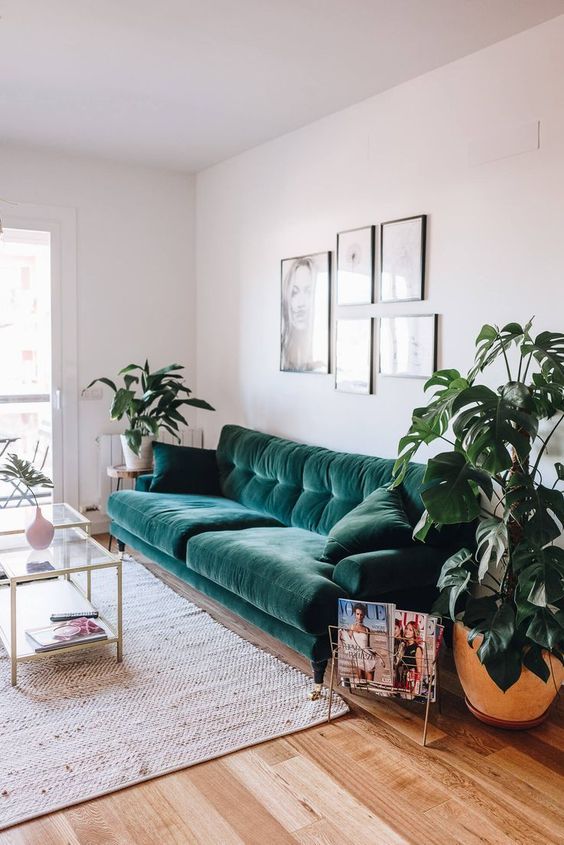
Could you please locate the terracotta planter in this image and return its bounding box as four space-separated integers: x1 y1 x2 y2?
453 621 563 729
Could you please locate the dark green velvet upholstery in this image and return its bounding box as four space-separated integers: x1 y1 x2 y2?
217 425 470 549
321 487 414 563
106 424 468 665
332 545 448 598
219 426 423 536
109 522 332 661
186 527 343 636
150 442 221 495
107 489 282 559
135 474 153 492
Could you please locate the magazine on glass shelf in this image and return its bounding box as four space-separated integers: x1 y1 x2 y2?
26 617 110 653
337 599 394 693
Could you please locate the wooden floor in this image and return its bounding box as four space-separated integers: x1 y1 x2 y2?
2 537 563 845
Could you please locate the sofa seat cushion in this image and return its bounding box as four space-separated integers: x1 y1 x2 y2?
107 490 283 560
186 527 346 636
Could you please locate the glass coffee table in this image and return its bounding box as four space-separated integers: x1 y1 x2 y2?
0 527 122 686
0 502 91 537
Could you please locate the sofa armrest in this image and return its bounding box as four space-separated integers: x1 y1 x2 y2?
332 546 448 599
135 474 153 492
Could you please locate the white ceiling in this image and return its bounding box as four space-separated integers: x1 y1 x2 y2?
1 0 563 172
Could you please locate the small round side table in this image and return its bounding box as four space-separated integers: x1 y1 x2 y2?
106 464 151 551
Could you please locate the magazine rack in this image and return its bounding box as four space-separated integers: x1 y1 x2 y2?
326 623 443 747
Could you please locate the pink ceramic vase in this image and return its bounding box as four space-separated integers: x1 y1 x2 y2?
25 506 55 550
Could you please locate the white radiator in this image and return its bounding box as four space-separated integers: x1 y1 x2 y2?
97 428 204 513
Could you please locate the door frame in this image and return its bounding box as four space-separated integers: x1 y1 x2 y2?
1 202 78 507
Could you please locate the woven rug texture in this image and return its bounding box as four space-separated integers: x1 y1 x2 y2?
0 556 346 830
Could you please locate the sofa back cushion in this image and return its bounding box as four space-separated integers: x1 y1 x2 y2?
320 487 414 563
216 425 432 539
150 442 221 496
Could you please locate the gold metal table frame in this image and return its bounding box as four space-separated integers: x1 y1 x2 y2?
0 529 123 686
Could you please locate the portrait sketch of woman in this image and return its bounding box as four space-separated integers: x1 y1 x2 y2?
280 252 330 373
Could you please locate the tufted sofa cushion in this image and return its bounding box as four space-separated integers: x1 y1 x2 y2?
107 489 283 559
216 425 430 537
186 527 342 636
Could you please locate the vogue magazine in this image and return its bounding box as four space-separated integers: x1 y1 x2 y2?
337 599 442 702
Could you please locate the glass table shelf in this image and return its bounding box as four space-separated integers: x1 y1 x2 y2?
0 502 90 537
0 526 114 580
0 527 122 685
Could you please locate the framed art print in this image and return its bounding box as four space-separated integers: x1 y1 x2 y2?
335 318 373 394
280 251 331 373
336 225 375 305
379 314 437 379
380 215 426 302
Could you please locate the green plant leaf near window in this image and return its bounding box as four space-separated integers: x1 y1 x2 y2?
393 319 564 692
0 453 53 505
84 361 214 455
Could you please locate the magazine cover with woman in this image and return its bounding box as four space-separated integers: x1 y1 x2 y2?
393 610 441 703
337 600 442 702
337 599 394 692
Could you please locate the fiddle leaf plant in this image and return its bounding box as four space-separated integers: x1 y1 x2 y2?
84 361 214 455
393 319 564 692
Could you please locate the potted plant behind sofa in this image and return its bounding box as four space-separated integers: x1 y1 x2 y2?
392 320 564 728
85 361 215 469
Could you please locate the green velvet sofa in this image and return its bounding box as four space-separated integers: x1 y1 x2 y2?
107 424 460 683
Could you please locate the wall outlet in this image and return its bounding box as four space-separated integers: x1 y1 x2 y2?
82 386 103 400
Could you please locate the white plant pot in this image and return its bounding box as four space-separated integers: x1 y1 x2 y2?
120 434 153 470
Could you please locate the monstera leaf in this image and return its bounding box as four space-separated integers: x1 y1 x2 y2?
451 384 537 474
434 548 474 619
476 603 522 691
525 606 564 652
530 372 564 418
475 517 509 581
522 330 564 385
392 369 469 485
512 542 564 606
1 453 53 491
421 452 492 523
523 644 551 683
468 321 531 381
506 478 564 546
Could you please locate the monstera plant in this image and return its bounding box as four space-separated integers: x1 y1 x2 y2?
85 361 214 468
393 320 564 725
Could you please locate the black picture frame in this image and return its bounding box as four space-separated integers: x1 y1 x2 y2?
280 251 331 374
379 214 427 303
379 313 438 379
334 317 373 394
336 225 375 305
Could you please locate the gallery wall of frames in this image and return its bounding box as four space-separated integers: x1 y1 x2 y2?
280 214 438 394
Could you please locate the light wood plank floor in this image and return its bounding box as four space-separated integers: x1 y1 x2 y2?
1 537 562 844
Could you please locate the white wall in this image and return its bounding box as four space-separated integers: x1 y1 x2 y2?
0 144 196 509
195 15 564 472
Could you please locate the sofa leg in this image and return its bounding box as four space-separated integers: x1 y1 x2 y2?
308 659 328 701
117 540 125 556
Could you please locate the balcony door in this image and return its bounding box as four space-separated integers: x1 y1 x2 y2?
0 205 78 507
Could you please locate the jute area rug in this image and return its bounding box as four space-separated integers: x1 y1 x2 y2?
0 555 346 830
